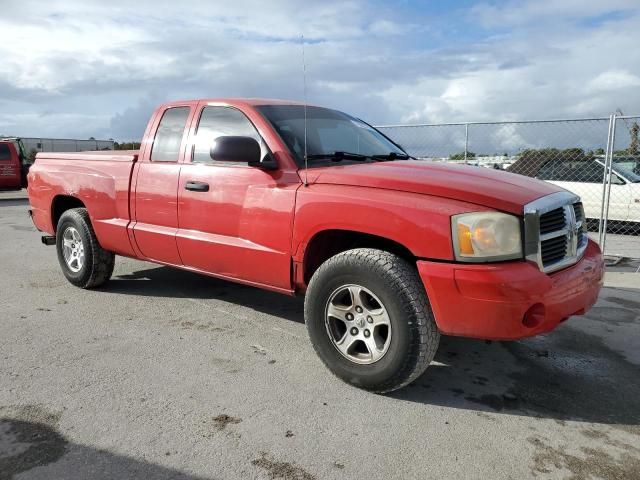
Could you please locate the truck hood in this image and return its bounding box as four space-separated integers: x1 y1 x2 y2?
305 160 564 215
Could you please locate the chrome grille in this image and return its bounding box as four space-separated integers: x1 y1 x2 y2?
539 207 566 235
573 203 587 237
541 235 568 265
524 191 588 273
573 202 584 223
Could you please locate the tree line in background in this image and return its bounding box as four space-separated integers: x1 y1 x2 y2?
113 142 142 150
448 146 638 161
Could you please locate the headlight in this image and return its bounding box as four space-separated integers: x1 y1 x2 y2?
452 212 522 262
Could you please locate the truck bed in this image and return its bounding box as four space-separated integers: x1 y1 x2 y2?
28 150 139 257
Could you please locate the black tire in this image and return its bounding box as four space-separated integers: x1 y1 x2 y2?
55 208 115 289
304 248 440 393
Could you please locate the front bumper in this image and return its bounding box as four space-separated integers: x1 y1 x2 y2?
417 240 604 340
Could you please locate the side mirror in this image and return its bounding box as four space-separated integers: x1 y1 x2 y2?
210 136 261 164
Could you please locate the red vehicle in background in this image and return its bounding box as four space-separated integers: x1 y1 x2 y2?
27 99 604 392
0 139 30 190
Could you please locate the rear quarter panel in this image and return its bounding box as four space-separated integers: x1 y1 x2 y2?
28 154 136 256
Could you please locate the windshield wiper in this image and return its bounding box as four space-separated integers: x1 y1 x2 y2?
305 151 370 162
371 152 411 161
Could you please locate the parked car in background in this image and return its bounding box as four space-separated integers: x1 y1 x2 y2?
508 157 640 224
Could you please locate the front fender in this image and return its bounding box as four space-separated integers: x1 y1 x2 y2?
292 184 489 262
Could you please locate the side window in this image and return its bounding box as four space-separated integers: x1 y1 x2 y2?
193 106 261 164
150 107 190 162
0 143 11 162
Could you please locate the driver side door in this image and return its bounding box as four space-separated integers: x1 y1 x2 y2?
176 103 298 292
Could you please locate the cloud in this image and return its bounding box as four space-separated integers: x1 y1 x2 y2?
368 19 407 36
0 0 638 141
109 97 160 141
378 5 640 124
470 0 638 28
587 70 640 92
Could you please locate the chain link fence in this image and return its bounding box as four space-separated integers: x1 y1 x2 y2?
377 116 640 261
604 116 640 260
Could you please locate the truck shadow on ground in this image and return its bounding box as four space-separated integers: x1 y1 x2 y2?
0 405 207 480
105 265 305 323
392 326 640 428
106 265 639 428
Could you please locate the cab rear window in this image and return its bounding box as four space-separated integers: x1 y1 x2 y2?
0 143 11 161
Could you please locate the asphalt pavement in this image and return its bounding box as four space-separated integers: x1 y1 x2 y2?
1 194 639 480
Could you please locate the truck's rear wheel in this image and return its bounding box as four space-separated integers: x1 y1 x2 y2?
305 248 439 393
56 208 115 289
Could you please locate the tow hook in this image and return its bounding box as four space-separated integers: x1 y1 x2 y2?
41 235 56 246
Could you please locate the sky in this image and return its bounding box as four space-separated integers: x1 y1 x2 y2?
1 0 640 142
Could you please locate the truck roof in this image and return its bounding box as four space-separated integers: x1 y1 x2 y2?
160 98 310 109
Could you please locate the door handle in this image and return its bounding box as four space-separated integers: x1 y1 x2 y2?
185 181 210 192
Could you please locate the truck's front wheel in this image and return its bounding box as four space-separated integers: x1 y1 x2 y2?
305 248 439 393
56 208 115 289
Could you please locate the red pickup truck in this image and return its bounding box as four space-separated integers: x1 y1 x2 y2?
27 99 604 392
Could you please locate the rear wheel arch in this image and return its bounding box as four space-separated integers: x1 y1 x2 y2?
51 195 86 232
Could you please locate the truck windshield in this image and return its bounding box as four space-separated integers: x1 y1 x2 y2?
256 105 408 167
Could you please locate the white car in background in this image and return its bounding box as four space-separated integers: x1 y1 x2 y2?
511 157 640 224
